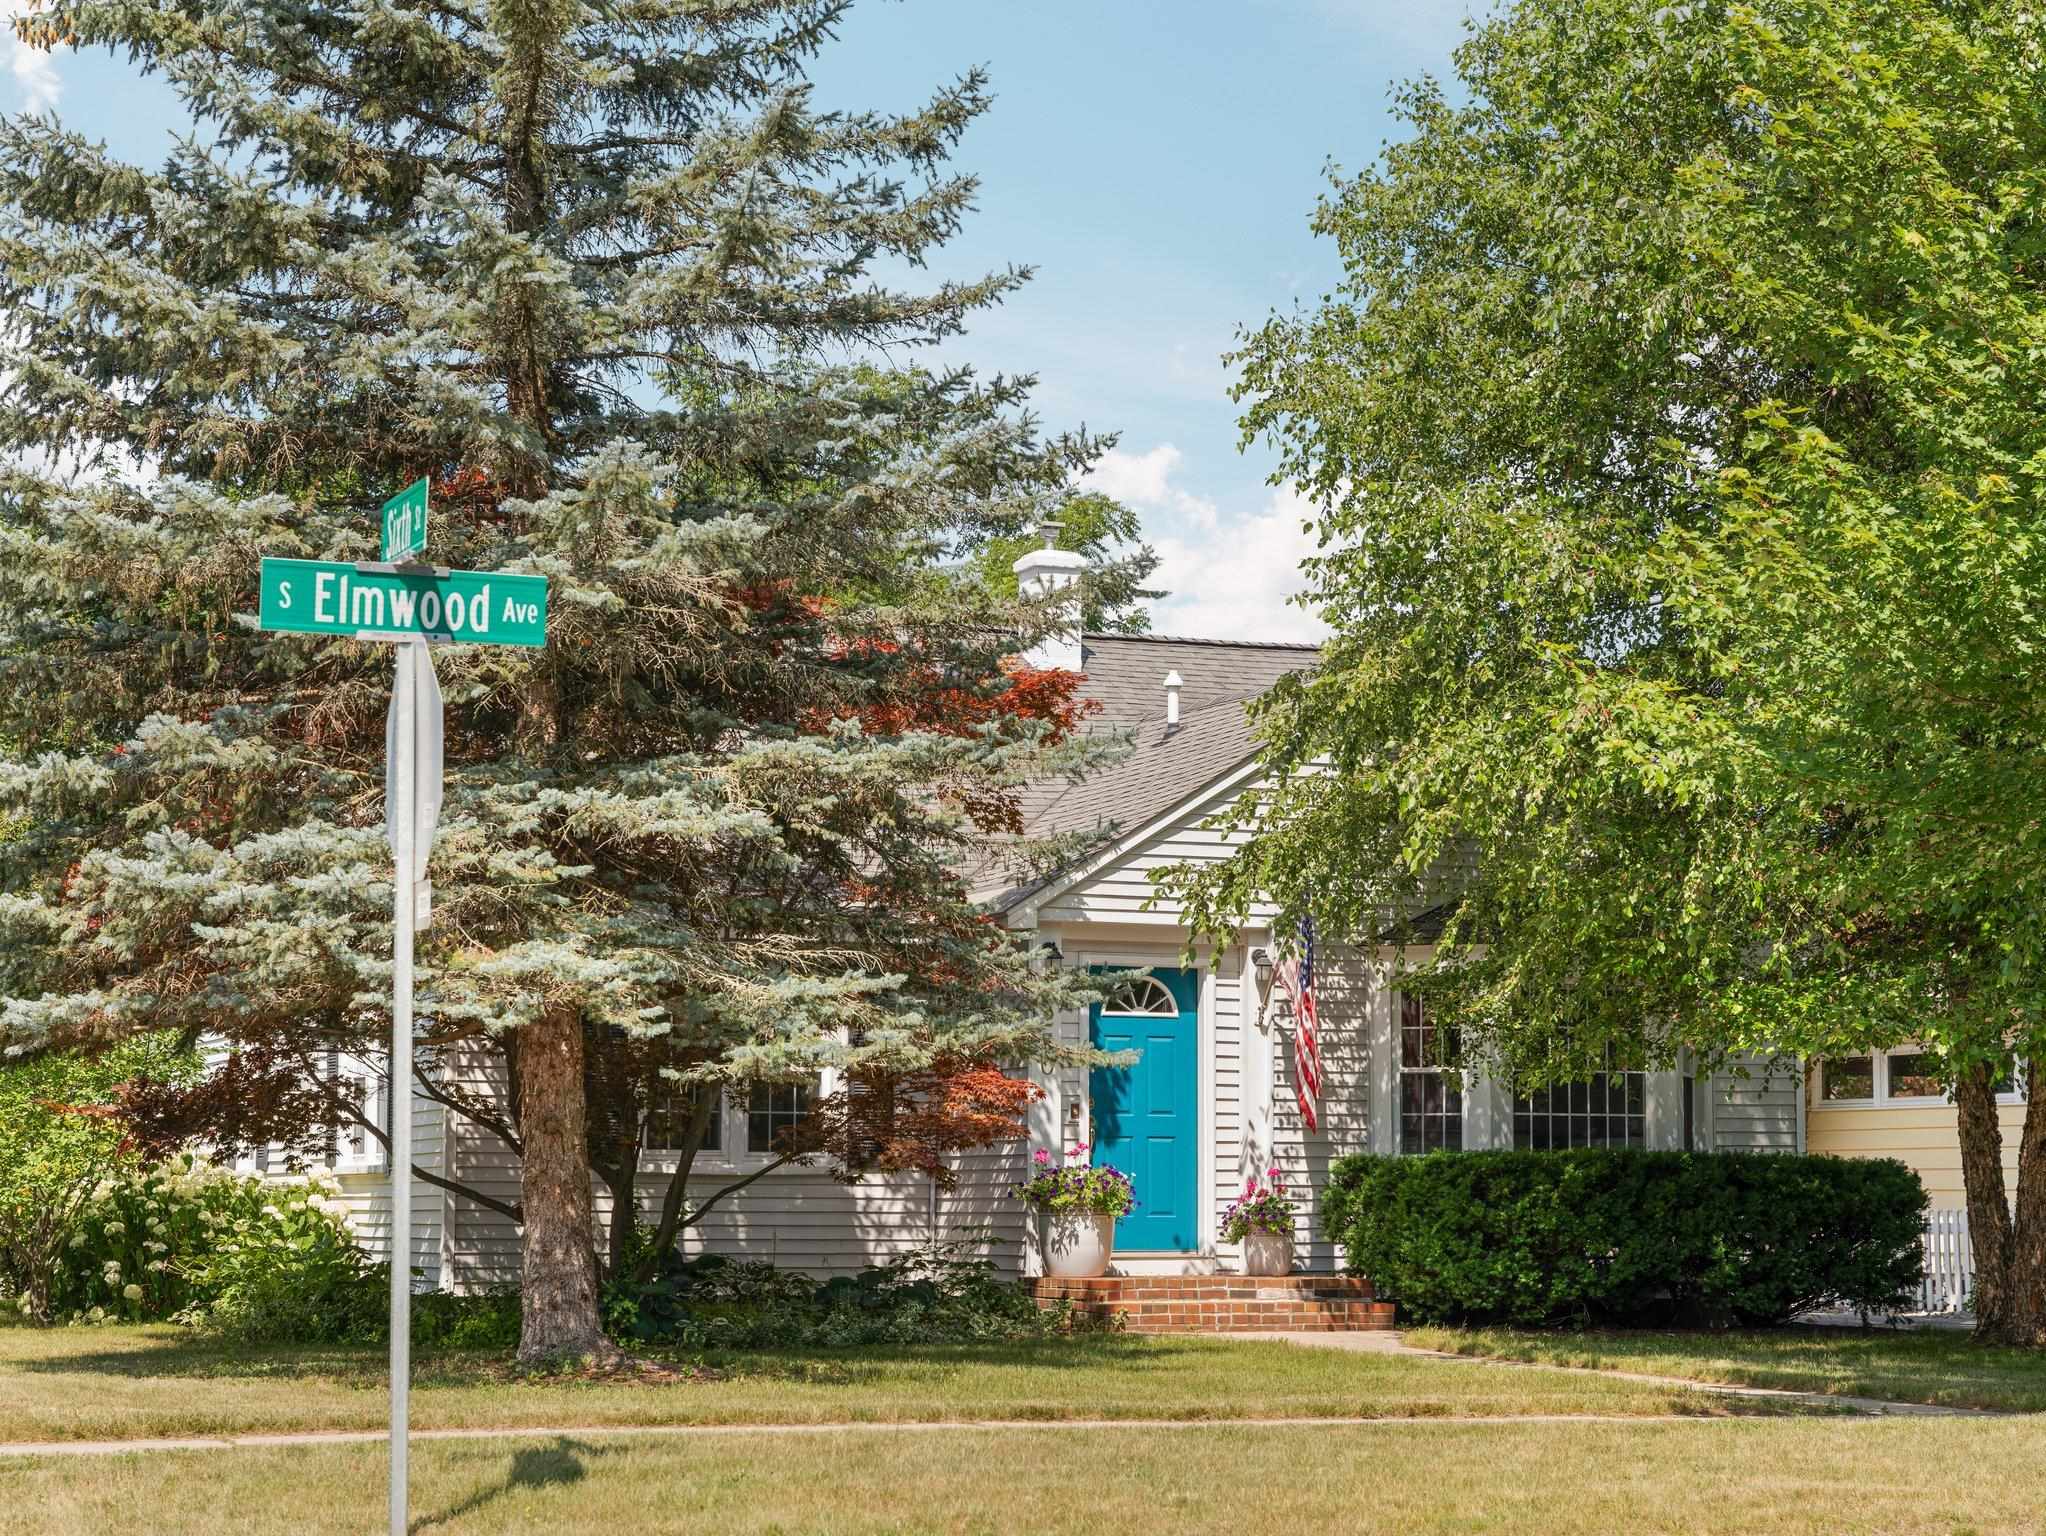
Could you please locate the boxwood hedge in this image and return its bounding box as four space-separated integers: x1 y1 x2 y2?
1322 1149 1928 1327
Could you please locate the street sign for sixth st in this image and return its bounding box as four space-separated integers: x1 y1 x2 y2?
258 557 548 646
381 478 429 563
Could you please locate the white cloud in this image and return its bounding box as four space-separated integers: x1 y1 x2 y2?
1285 0 1498 51
1085 444 1192 513
1084 444 1329 646
3 3 62 113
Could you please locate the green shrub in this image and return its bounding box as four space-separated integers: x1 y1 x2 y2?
1322 1149 1928 1327
603 1234 1083 1348
181 1184 389 1345
411 1289 522 1352
0 1036 198 1320
47 1155 359 1327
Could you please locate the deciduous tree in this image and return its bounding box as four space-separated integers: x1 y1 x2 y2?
1171 0 2046 1342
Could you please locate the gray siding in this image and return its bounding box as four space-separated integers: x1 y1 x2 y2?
434 1042 1029 1292
1038 774 1279 926
328 1085 445 1287
1710 1054 1802 1152
1267 947 1376 1271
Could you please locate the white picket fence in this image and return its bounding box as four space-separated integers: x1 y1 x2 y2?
1918 1209 1973 1315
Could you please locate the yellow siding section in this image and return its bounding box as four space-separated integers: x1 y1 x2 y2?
1806 1101 2025 1209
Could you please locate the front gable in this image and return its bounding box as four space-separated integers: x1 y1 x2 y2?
1022 758 1280 929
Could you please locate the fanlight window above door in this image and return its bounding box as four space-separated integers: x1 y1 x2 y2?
1100 977 1180 1016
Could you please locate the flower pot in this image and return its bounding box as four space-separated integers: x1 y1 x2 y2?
1040 1208 1116 1279
1239 1227 1293 1277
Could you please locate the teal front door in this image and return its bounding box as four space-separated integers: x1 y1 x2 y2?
1089 966 1200 1252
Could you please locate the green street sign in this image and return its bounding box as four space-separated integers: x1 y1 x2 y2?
381 478 429 562
258 557 548 647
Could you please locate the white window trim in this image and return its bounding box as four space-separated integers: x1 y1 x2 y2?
1814 1046 2027 1109
332 1072 385 1173
1099 976 1180 1017
331 1055 387 1174
1395 992 1466 1155
641 1069 836 1176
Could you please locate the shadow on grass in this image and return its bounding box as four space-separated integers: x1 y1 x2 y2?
11 1329 1226 1388
411 1435 616 1533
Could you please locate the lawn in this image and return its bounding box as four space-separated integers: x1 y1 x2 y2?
0 1319 1739 1445
6 1417 2046 1535
1406 1324 2046 1412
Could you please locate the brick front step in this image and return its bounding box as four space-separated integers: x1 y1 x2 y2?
1027 1274 1395 1334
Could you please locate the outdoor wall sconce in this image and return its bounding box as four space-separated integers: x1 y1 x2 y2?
1252 947 1292 1032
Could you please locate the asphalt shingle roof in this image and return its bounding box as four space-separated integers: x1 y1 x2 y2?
981 631 1317 909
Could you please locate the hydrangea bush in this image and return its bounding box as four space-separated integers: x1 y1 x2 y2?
1220 1168 1297 1243
43 1154 360 1327
1013 1143 1136 1218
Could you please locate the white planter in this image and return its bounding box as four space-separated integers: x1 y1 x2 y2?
1040 1208 1116 1279
1239 1228 1293 1277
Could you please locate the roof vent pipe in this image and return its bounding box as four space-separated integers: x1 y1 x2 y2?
1164 670 1183 728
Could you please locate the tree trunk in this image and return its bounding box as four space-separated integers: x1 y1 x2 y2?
599 1157 637 1284
515 1006 614 1364
1996 1055 2046 1345
1955 1060 2017 1336
637 1086 716 1283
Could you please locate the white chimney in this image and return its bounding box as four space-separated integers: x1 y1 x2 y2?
1012 519 1086 673
1163 670 1183 727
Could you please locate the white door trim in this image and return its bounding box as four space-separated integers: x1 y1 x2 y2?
1075 940 1208 1260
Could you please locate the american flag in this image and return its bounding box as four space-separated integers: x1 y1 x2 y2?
1277 915 1321 1132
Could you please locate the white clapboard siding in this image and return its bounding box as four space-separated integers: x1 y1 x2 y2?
1709 1054 1801 1152
1211 943 1245 1247
326 1085 447 1289
1040 776 1280 926
434 1040 1035 1292
1267 946 1378 1272
439 1042 527 1292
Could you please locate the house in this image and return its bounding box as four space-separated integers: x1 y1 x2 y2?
298 535 1806 1290
1806 1051 2028 1212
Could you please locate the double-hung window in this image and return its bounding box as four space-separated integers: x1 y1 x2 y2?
1398 994 1462 1153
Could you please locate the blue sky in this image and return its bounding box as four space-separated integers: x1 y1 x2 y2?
0 0 1482 642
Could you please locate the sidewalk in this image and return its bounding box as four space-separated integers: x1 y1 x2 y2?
1265 1331 2002 1419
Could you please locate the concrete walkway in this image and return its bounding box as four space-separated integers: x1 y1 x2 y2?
1266 1330 2002 1419
0 1409 1903 1461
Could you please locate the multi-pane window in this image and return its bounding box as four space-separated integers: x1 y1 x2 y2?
644 1086 721 1154
1514 1057 1645 1150
1682 1070 1696 1153
1398 994 1462 1154
748 1082 815 1154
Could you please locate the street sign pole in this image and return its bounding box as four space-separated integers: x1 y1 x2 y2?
256 483 540 1536
388 641 417 1536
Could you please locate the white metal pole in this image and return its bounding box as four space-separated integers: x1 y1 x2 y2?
389 641 417 1536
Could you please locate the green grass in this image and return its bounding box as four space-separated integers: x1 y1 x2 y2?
0 1319 1744 1444
7 1418 2046 1535
1405 1324 2046 1412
